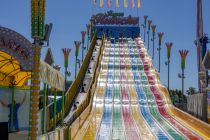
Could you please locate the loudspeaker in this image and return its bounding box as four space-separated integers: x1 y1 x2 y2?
0 122 8 140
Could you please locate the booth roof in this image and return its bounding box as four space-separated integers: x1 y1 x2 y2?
0 51 64 91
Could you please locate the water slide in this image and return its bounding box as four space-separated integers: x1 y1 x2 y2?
73 37 210 140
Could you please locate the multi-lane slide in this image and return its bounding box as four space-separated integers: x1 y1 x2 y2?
73 37 210 140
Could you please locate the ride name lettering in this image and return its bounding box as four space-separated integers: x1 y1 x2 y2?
0 37 29 59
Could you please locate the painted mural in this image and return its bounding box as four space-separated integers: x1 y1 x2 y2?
0 88 30 131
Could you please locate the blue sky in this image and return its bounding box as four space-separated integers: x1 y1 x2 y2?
0 0 209 92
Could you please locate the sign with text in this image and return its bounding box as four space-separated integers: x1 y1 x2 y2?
91 11 139 26
0 27 34 71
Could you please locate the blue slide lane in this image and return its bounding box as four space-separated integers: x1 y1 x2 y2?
96 45 113 140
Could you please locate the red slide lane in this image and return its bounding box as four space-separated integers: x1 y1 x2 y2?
121 76 139 140
136 43 200 140
120 47 139 140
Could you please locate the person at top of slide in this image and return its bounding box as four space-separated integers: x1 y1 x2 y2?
0 93 26 132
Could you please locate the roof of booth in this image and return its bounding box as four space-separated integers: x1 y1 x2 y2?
0 51 64 91
0 51 31 87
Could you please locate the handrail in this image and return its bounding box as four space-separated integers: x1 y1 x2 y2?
67 37 105 139
64 33 97 116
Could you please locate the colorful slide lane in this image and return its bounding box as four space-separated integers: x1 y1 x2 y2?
135 38 210 139
127 41 198 140
79 77 105 139
96 50 114 139
126 43 170 140
119 45 139 139
73 38 210 140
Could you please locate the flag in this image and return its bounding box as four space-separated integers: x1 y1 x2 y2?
138 0 141 8
124 0 128 8
116 0 119 7
108 0 112 8
131 0 135 8
100 0 104 7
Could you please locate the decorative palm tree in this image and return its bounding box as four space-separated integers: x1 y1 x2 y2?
165 42 173 91
62 48 71 91
86 24 90 50
147 20 152 50
178 50 189 95
81 31 86 62
74 41 81 79
142 16 148 42
157 32 164 73
151 25 156 60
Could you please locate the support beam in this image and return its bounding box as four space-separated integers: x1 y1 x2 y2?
53 89 57 130
42 83 47 134
61 91 65 126
196 0 203 93
29 44 41 140
10 86 15 131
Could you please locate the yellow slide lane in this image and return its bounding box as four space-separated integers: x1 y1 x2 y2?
73 83 105 140
81 103 104 140
80 75 106 140
72 69 107 139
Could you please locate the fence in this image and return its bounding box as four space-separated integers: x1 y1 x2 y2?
187 93 208 122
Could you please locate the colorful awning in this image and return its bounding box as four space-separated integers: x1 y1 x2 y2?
0 51 31 87
0 51 64 91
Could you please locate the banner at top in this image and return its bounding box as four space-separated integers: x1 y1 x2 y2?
93 0 142 8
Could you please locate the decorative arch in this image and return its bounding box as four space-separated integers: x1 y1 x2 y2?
0 27 34 71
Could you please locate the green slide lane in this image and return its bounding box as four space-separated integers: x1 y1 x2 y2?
112 44 125 140
114 84 120 103
112 103 125 140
